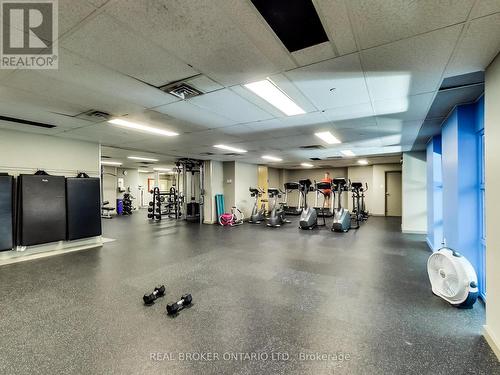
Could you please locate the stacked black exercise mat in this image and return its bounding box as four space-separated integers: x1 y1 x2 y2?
66 173 102 240
0 170 103 250
16 171 67 246
0 173 14 251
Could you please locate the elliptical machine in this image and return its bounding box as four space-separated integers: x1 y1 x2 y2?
249 187 266 224
350 182 364 229
267 188 289 227
299 179 317 230
359 183 369 220
331 178 351 232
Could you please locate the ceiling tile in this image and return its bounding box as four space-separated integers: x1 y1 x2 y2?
0 84 86 116
59 0 98 37
348 0 473 49
61 12 197 86
313 0 357 55
328 116 378 130
57 123 151 146
107 0 283 86
361 25 462 99
373 92 434 121
154 100 235 129
470 0 500 19
445 13 500 77
291 42 336 66
322 102 374 123
286 53 370 110
188 89 274 123
1 69 147 116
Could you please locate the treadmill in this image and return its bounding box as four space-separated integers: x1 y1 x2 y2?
314 180 334 217
283 182 302 215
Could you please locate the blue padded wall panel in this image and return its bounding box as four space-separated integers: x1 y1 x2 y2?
441 104 480 275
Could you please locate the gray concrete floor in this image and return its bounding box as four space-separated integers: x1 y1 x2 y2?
0 213 498 374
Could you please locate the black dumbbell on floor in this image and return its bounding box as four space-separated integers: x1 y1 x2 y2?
143 285 166 305
166 294 192 315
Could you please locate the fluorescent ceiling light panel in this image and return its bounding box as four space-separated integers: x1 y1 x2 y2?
138 169 151 173
315 131 341 144
101 161 122 166
154 168 171 171
358 159 368 165
301 163 314 167
108 119 178 137
213 144 247 153
244 79 305 116
340 150 355 157
262 155 283 162
128 156 159 162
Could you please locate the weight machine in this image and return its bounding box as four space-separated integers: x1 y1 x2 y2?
175 158 205 224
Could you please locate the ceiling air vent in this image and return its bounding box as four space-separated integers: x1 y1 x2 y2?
101 155 111 159
0 115 55 129
310 157 321 161
200 152 215 156
76 110 112 122
224 153 240 156
300 145 324 150
160 81 203 100
326 156 342 159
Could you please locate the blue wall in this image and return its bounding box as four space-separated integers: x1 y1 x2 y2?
426 135 442 251
426 96 485 297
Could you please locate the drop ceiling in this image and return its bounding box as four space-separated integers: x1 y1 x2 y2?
0 0 498 169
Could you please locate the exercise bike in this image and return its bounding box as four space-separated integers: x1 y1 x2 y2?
267 188 289 227
331 178 351 232
249 187 266 224
219 206 244 226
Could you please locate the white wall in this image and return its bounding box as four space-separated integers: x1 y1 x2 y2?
268 167 280 188
223 161 235 208
234 162 258 218
117 168 140 205
102 166 117 210
203 160 224 224
139 172 155 207
484 53 500 360
402 152 427 234
372 164 402 216
0 129 99 177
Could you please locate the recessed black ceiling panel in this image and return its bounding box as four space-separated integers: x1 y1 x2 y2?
0 115 55 128
251 0 329 52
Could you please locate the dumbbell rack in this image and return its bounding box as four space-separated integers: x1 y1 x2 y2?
147 187 182 221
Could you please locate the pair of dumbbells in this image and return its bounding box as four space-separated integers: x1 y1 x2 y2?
142 285 192 316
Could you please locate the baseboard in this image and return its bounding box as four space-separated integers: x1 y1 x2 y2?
402 229 427 234
426 237 435 252
483 325 500 361
0 236 114 267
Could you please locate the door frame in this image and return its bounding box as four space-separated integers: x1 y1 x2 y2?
385 171 402 217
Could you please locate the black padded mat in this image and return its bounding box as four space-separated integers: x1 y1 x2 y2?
0 175 13 251
17 174 66 246
66 177 102 240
